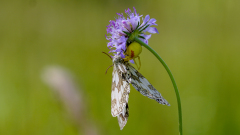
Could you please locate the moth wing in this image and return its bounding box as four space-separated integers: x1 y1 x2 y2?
128 64 170 106
117 104 129 130
111 62 130 130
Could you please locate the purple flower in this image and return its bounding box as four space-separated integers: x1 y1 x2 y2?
106 7 159 57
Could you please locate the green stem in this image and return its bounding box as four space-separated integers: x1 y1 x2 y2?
135 37 182 135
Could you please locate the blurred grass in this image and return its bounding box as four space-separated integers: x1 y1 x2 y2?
0 0 240 135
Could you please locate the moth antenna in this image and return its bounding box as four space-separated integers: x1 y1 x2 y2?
102 52 112 60
105 64 113 74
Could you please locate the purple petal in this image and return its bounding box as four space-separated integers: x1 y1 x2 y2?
125 8 131 14
115 48 122 52
145 27 159 34
119 36 127 42
120 52 125 58
133 7 137 15
105 35 108 40
116 13 123 18
142 34 151 40
120 42 126 51
148 18 157 25
130 59 134 64
143 15 150 24
122 20 131 32
106 27 111 33
128 17 139 30
145 40 148 44
107 42 112 47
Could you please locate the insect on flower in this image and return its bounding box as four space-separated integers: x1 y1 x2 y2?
105 7 170 130
106 7 159 70
110 54 170 130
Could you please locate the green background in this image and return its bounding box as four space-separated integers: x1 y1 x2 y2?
0 0 240 135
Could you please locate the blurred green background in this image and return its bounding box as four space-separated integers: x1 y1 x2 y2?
0 0 240 135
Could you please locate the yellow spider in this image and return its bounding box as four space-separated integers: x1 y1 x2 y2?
123 42 142 70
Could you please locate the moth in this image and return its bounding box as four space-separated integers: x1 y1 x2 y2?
111 55 170 130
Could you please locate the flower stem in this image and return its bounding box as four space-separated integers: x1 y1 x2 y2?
134 37 183 135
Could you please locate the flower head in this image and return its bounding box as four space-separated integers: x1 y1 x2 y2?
106 7 159 58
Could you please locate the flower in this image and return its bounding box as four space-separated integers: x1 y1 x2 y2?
106 7 159 58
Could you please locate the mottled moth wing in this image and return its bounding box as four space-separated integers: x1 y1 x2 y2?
127 63 170 106
111 55 131 130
